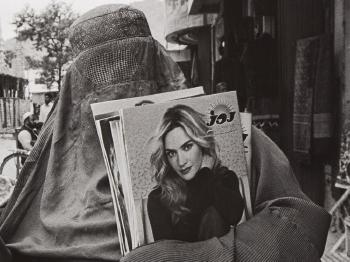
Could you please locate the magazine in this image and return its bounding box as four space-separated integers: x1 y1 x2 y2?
239 111 252 216
91 89 251 255
91 87 204 254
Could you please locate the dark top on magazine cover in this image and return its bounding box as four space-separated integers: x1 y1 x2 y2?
148 166 244 242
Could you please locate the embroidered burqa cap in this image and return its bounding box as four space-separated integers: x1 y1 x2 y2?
67 4 186 92
0 4 188 261
69 4 152 54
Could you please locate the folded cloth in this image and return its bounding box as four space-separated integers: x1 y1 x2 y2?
120 127 331 262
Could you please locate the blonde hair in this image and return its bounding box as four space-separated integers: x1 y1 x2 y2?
149 104 218 224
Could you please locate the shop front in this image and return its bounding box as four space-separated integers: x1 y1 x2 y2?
177 0 335 206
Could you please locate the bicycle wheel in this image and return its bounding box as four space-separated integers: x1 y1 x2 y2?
0 152 28 179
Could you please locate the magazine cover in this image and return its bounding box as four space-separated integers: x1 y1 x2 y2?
91 87 205 254
118 91 249 248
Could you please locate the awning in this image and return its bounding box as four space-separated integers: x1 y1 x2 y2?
165 0 217 45
188 0 221 15
0 63 27 80
0 63 25 80
167 48 191 62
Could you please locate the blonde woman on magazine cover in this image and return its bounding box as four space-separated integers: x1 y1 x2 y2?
147 104 244 242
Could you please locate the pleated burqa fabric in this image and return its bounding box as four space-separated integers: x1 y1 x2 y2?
0 4 187 261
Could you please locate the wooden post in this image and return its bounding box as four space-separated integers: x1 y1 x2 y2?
345 216 350 257
3 79 7 128
223 0 247 110
197 26 212 94
12 98 16 128
0 75 3 97
210 24 216 94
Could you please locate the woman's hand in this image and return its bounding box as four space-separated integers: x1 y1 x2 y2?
201 154 216 170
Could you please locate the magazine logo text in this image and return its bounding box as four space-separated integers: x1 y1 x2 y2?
206 102 236 126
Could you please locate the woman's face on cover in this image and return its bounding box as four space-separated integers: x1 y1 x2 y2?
164 127 203 181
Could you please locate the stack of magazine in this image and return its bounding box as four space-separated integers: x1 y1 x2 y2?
91 87 252 255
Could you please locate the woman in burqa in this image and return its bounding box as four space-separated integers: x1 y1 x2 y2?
0 4 187 261
0 4 330 262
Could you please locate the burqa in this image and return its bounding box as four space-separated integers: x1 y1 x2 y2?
0 4 187 261
0 4 330 262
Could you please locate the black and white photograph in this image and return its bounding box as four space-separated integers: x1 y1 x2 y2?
0 0 347 261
